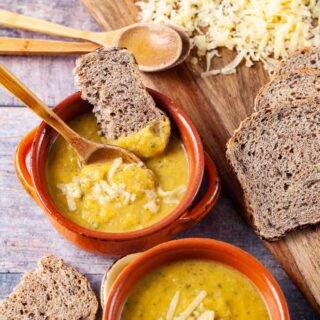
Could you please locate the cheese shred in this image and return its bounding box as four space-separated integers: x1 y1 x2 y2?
166 291 180 320
57 158 186 216
136 0 320 76
175 290 207 320
161 290 217 320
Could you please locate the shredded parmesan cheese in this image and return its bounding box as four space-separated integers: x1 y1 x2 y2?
57 177 82 211
175 290 207 320
166 291 180 320
197 310 215 320
158 185 186 204
108 157 123 180
136 0 320 76
161 290 216 320
57 159 142 213
57 157 186 220
143 189 160 213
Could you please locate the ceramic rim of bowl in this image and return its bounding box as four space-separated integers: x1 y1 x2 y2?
104 238 290 320
30 90 205 241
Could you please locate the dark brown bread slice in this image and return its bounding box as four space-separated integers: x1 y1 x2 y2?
273 46 320 76
0 255 98 320
255 69 320 111
226 98 320 240
74 47 167 140
74 47 136 106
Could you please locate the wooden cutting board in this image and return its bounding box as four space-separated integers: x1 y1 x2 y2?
81 0 320 313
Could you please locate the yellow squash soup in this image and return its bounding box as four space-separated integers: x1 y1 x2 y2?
121 260 270 320
46 113 188 233
109 119 171 158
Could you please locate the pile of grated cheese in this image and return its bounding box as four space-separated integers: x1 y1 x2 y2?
136 0 320 76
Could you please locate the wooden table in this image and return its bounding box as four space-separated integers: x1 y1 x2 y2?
0 1 319 319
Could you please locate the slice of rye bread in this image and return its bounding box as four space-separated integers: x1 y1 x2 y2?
74 47 168 140
0 255 98 320
273 46 320 76
226 98 320 240
255 69 320 111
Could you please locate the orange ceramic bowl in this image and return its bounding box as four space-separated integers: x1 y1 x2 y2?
15 90 220 255
104 238 290 319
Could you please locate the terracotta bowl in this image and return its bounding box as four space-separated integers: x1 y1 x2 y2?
15 90 220 255
104 238 290 319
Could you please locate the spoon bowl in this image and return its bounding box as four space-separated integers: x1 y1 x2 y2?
113 23 183 72
0 65 143 166
165 24 191 68
76 138 143 165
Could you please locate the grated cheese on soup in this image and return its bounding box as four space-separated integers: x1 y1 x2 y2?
162 291 216 320
136 0 320 76
176 290 207 320
57 158 186 221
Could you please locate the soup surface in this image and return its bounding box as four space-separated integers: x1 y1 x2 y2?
122 259 270 320
46 113 188 233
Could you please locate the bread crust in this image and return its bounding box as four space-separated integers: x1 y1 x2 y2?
254 68 320 111
273 46 320 77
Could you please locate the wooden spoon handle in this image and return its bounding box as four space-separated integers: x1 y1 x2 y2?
0 9 96 42
0 64 89 158
0 37 100 55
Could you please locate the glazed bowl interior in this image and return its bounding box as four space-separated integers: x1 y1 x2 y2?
31 90 204 239
105 239 289 319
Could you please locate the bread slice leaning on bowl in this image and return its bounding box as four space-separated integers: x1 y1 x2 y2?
226 97 320 240
74 47 168 140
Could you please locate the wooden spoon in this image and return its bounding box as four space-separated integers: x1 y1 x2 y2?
0 65 143 165
0 37 100 55
0 9 183 72
0 28 191 66
165 24 191 69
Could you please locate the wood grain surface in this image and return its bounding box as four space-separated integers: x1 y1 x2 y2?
81 0 320 314
0 1 319 319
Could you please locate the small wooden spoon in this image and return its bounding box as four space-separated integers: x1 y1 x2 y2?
0 9 183 72
0 65 143 165
0 37 100 55
0 28 191 66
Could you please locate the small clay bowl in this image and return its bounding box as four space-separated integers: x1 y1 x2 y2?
103 238 290 319
15 90 220 255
